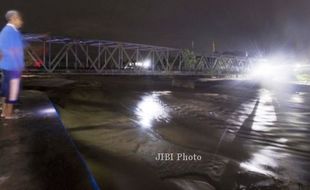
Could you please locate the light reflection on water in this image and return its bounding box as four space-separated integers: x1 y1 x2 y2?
290 93 304 104
237 89 310 182
38 107 57 116
276 138 288 143
240 90 282 176
240 147 284 176
135 91 171 128
252 89 277 132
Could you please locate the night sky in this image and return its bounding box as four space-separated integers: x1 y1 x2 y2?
1 0 310 56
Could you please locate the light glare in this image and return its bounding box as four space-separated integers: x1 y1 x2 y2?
135 92 170 128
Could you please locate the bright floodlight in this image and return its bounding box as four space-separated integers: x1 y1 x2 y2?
250 60 274 79
249 58 293 82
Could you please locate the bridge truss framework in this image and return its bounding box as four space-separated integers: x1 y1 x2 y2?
24 34 252 75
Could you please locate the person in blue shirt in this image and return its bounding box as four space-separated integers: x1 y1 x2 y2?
0 10 25 119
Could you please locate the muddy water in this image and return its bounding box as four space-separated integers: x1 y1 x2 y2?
26 76 310 190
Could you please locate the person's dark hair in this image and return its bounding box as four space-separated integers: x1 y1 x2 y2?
5 10 20 22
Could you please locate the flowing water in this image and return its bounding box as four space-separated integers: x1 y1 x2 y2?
25 76 310 190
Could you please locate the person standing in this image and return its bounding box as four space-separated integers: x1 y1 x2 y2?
0 10 25 119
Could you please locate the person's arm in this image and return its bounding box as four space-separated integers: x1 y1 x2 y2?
0 29 8 61
22 35 29 49
0 38 4 61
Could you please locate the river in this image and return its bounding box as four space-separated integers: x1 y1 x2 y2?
25 75 310 190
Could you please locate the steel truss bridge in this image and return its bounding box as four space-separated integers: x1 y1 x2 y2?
24 34 252 75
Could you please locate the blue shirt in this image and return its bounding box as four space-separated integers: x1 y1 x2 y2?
0 24 25 71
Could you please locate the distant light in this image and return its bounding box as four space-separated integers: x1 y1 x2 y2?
135 59 152 69
142 59 151 69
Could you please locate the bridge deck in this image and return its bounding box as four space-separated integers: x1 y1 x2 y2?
0 90 99 190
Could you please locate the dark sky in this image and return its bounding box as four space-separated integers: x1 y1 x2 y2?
1 0 310 56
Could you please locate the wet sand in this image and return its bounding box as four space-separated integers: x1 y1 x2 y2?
24 76 310 190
